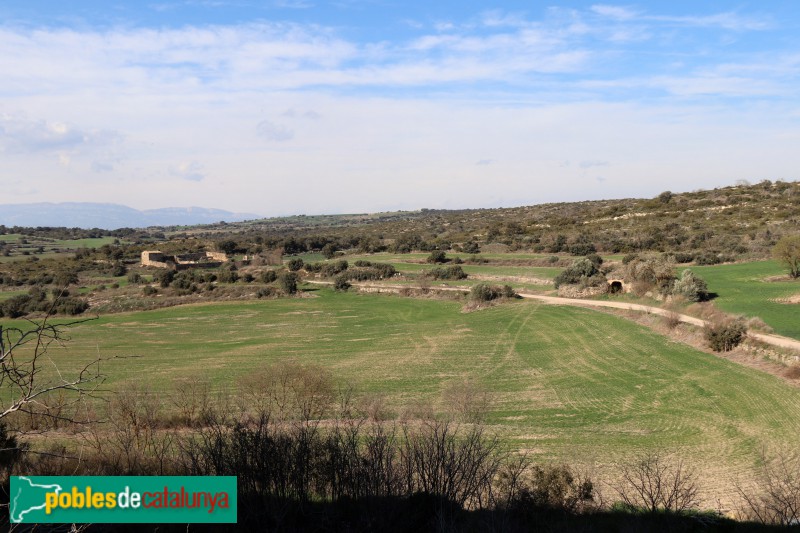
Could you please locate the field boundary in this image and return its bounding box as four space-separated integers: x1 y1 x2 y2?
307 280 800 353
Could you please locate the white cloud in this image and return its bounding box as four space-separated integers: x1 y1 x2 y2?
652 12 770 31
171 161 206 182
590 4 770 31
591 5 638 21
257 120 294 141
0 5 795 214
274 0 314 8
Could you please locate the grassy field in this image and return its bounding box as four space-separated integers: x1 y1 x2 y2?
310 252 564 280
685 261 800 339
0 234 120 263
5 289 799 502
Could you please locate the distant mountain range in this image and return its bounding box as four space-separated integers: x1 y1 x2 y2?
0 203 262 230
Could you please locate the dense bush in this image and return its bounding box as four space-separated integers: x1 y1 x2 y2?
672 269 709 302
694 251 722 265
343 263 397 281
155 269 175 288
256 286 279 298
428 265 467 280
0 292 89 318
109 262 127 277
554 258 603 289
623 255 676 295
462 241 480 254
704 318 747 352
278 272 298 294
569 242 597 256
287 258 304 271
317 260 349 277
217 267 239 284
0 295 32 318
321 243 337 259
333 274 351 291
51 297 90 315
672 252 695 264
427 250 448 263
506 463 595 514
469 283 516 302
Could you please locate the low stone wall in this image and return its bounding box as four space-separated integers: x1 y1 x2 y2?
141 250 228 269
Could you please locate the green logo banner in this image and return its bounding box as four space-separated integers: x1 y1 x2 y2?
10 476 237 524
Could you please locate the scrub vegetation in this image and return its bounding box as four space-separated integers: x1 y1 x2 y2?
1 181 800 530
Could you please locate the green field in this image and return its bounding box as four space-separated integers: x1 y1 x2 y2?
686 261 800 339
0 234 118 248
6 289 798 497
0 234 121 263
313 252 564 280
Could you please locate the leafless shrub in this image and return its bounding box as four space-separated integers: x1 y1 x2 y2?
746 316 774 334
400 420 502 510
237 360 335 422
80 382 177 475
359 392 391 422
630 280 654 297
662 310 681 330
399 398 435 422
784 366 800 380
615 452 700 513
170 377 211 427
441 378 490 423
737 452 800 526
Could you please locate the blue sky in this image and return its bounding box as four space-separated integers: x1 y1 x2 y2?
1 1 799 215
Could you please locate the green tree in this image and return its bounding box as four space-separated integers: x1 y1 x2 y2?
321 243 337 259
333 274 351 291
287 258 304 271
772 235 800 279
279 272 298 294
216 240 238 255
427 250 447 264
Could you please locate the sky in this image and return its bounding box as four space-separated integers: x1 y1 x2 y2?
1 1 799 216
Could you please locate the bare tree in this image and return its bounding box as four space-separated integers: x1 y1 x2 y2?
0 314 108 424
737 452 800 526
615 452 699 513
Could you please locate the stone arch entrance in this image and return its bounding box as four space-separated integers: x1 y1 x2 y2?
608 280 624 294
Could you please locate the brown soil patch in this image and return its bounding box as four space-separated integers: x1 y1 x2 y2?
773 293 800 304
765 274 793 282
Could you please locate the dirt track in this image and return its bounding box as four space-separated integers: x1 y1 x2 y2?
307 280 800 353
516 292 800 352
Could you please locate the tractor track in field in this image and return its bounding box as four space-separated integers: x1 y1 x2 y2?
306 280 800 354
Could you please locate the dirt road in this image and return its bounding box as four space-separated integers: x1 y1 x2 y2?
307 280 800 353
516 292 800 352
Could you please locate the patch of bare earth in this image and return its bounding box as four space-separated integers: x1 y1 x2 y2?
773 293 800 304
470 274 552 285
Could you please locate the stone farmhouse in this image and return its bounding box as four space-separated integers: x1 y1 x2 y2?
141 250 229 270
